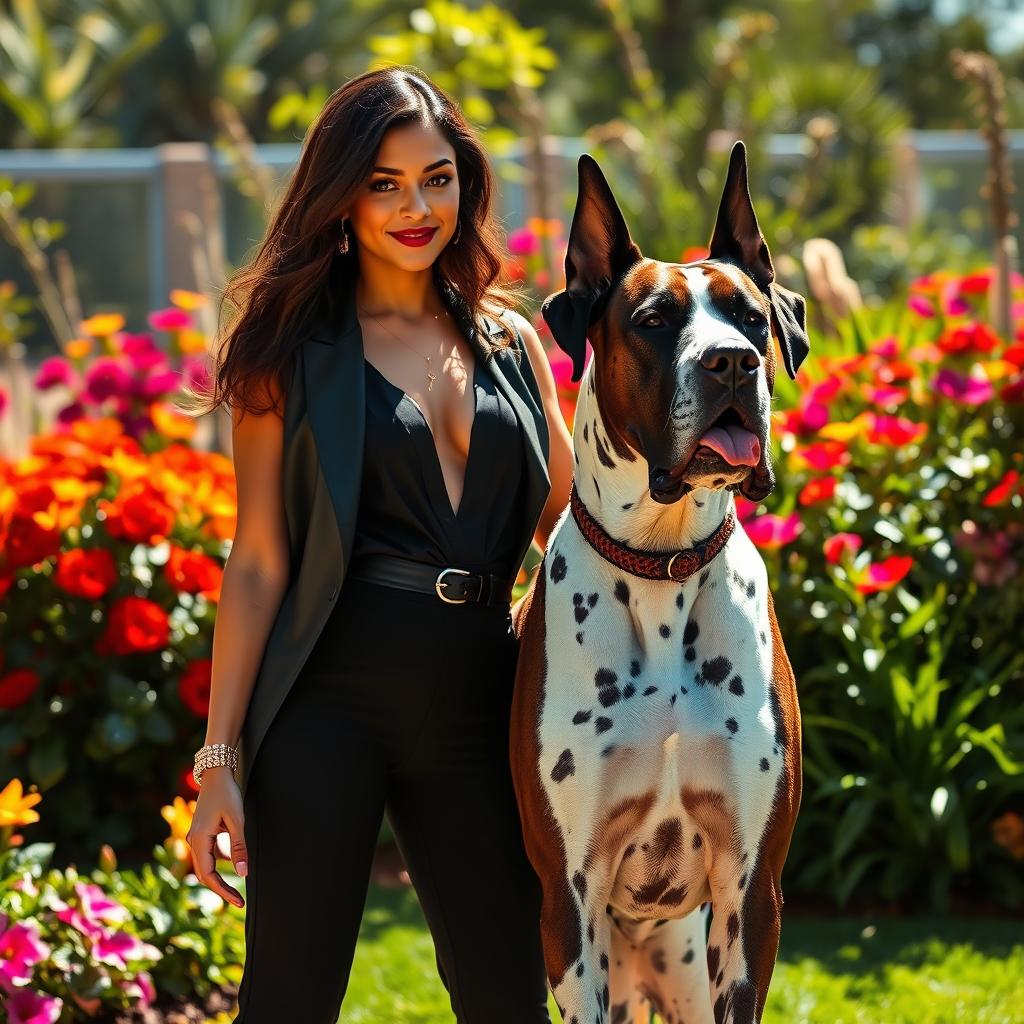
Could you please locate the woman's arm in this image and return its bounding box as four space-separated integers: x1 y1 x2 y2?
506 310 575 556
200 377 292 778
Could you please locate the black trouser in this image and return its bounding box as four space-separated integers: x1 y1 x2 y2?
233 574 551 1023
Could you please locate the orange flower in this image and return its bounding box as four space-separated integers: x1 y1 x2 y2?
64 337 93 360
798 476 838 506
0 778 42 827
165 546 222 600
161 794 197 862
169 289 208 310
54 547 118 599
151 402 198 441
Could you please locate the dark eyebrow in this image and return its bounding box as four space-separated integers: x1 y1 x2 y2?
371 158 454 175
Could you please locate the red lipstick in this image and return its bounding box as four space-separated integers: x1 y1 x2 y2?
389 226 439 247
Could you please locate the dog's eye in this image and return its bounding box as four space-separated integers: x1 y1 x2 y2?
639 313 664 328
744 310 768 329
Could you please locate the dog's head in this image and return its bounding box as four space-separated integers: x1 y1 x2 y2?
542 141 810 505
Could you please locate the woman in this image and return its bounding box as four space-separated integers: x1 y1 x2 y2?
182 67 574 1022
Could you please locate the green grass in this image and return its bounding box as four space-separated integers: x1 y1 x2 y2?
340 885 1024 1023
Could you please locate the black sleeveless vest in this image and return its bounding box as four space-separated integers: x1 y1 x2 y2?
233 279 552 798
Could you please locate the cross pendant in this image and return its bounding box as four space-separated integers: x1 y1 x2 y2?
427 371 437 391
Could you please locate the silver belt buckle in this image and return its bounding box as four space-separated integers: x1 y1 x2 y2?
435 567 471 604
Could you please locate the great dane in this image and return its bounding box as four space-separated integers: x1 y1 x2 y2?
509 141 808 1024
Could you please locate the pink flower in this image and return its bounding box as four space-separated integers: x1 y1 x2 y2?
181 356 211 392
933 368 994 405
908 294 935 317
93 928 161 970
867 413 927 447
148 308 193 331
869 336 899 359
51 881 130 940
121 333 166 373
0 388 7 418
34 356 76 391
507 228 539 256
55 401 87 426
742 513 803 550
855 555 913 594
864 384 909 407
4 987 63 1024
940 278 970 316
733 496 759 522
823 532 862 564
0 914 50 990
84 357 133 402
117 971 157 1010
138 369 182 399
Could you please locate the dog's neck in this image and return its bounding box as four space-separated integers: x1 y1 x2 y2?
572 365 735 553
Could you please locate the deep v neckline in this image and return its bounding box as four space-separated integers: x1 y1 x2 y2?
365 356 481 520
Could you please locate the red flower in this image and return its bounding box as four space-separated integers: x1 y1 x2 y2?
937 321 1001 355
54 548 118 599
101 483 176 545
178 658 212 717
791 440 851 473
983 470 1022 507
164 546 222 600
97 596 169 656
823 533 862 565
855 555 913 594
867 414 927 447
742 513 803 550
0 667 40 709
798 476 838 506
1002 343 1024 368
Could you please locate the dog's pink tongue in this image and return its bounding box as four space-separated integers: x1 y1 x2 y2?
697 424 761 467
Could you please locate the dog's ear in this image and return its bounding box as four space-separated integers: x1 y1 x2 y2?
542 154 642 382
707 140 810 380
767 281 810 380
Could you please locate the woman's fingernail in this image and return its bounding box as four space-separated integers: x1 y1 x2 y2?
236 861 248 876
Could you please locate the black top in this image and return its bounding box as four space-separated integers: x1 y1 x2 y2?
349 353 527 579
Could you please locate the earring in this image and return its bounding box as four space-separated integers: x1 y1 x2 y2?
452 219 462 246
337 218 350 253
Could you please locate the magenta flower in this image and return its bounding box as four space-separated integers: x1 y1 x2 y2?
148 308 193 331
121 333 166 373
93 928 161 970
0 388 7 418
823 532 862 565
117 971 157 1010
138 369 182 399
908 294 935 317
933 368 994 406
51 881 130 940
869 336 899 359
507 228 539 256
84 358 133 403
34 356 76 391
3 987 63 1024
855 555 913 594
0 914 50 990
940 278 970 316
55 401 87 426
742 513 803 550
181 356 211 391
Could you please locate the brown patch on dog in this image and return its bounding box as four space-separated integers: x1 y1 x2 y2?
680 785 741 859
509 565 582 987
739 588 802 1012
582 790 658 873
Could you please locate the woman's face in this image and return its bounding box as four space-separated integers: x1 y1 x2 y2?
344 120 461 271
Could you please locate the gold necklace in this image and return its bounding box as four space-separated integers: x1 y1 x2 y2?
357 304 450 391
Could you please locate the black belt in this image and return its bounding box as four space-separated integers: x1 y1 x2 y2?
346 553 515 606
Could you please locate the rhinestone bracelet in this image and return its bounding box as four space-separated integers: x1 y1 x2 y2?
194 743 238 787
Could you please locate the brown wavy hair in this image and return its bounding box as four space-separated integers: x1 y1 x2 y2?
180 66 525 421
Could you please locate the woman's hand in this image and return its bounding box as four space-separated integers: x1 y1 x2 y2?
185 768 249 908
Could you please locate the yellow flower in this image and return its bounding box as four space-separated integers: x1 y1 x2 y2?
178 329 208 355
0 779 43 827
151 402 198 441
79 313 125 337
170 289 208 311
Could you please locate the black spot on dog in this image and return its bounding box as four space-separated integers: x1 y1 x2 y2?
573 592 589 623
621 502 633 510
588 592 599 607
595 716 613 734
728 675 745 696
592 475 601 499
595 434 616 469
550 554 567 583
697 656 732 686
682 949 695 964
623 843 636 859
716 969 724 987
583 422 589 442
760 757 770 771
588 920 595 944
600 952 609 972
683 620 699 645
552 748 575 782
768 682 789 749
576 961 584 978
738 872 747 890
614 579 630 605
760 630 768 645
692 833 703 850
706 945 720 981
630 659 641 677
576 631 585 644
573 870 587 901
680 685 688 695
727 912 740 946
725 717 738 734
698 569 710 588
601 744 616 757
747 580 756 599
611 1004 629 1024
676 591 686 609
659 623 671 638
670 693 677 706
651 948 667 974
602 983 610 1011
684 647 696 662
573 709 592 724
623 683 635 699
658 884 688 905
643 685 658 696
595 668 620 707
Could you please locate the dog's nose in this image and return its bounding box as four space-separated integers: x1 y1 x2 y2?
700 343 761 390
